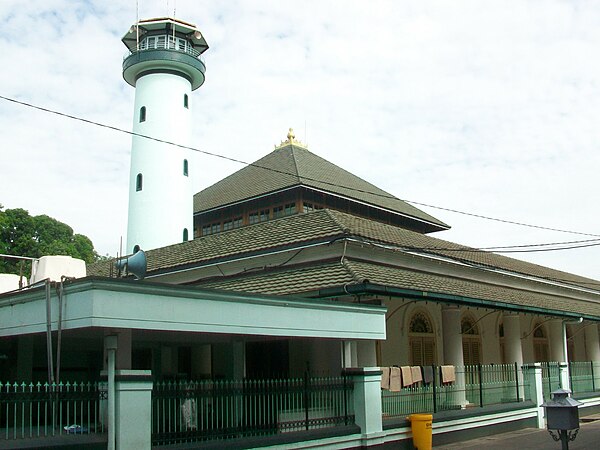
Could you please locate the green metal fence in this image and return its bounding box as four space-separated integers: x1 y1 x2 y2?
541 362 562 400
382 364 525 418
152 375 354 446
0 381 103 440
570 361 600 395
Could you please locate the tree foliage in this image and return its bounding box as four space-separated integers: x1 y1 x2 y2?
0 205 100 275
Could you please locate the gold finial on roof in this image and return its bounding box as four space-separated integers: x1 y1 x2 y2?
274 127 307 149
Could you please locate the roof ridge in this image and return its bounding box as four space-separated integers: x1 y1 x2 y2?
288 144 302 183
322 209 352 234
341 258 363 284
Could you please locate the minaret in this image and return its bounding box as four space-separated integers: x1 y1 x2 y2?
121 17 208 253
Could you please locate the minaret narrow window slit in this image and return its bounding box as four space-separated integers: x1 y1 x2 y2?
136 173 143 191
139 106 146 122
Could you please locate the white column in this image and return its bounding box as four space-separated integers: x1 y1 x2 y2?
503 313 524 366
442 305 467 407
548 319 566 363
342 341 358 368
584 323 600 389
442 306 464 366
584 323 600 362
342 341 353 368
503 313 524 399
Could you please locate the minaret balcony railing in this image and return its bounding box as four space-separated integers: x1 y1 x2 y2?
123 35 204 63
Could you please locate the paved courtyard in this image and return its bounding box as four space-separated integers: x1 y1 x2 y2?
437 415 600 450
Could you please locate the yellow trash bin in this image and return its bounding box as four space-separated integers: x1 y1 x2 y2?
408 413 433 450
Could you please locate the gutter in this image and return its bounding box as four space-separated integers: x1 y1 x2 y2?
316 282 600 322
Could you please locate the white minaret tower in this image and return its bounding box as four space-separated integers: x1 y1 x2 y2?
122 17 208 253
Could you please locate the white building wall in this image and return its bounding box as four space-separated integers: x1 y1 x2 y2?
127 73 193 253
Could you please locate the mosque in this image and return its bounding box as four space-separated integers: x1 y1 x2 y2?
1 14 600 450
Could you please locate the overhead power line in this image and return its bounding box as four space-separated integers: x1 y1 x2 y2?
2 94 600 239
402 239 600 254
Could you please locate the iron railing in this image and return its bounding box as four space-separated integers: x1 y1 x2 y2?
0 381 103 440
123 35 203 60
570 361 600 396
382 363 526 418
152 374 354 446
541 361 562 400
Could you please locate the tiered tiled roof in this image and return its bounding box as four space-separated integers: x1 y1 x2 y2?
199 258 600 318
88 209 600 318
193 141 448 231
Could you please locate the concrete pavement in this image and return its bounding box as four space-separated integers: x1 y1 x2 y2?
437 416 600 449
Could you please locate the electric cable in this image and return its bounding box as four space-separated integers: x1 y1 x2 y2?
2 94 600 238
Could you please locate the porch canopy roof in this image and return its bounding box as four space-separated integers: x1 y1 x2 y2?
0 277 386 340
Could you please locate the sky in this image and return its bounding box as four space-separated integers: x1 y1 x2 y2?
1 0 600 279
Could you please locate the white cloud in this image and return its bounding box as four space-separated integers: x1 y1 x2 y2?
1 0 599 277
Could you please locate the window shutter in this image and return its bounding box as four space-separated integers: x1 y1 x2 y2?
472 341 481 365
423 339 435 365
410 339 423 366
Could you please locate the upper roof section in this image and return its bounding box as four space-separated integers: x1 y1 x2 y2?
194 129 449 233
122 17 209 54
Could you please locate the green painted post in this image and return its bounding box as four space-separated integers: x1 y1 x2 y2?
432 365 437 413
478 364 483 407
343 372 348 425
514 362 520 401
303 372 310 431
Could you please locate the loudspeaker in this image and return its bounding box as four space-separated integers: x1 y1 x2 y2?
115 249 147 280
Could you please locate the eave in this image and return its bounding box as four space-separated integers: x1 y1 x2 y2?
0 277 386 340
316 282 596 321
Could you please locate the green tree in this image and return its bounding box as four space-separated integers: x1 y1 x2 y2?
0 205 100 276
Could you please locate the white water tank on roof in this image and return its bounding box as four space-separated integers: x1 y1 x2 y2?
30 256 86 284
0 274 21 294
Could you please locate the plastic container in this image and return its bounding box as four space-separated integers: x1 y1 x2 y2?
408 413 433 450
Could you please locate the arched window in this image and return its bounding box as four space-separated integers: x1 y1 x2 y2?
183 228 189 242
461 315 481 365
139 106 146 122
184 94 189 109
183 159 189 176
136 173 143 191
133 244 140 253
408 311 436 366
533 323 549 362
